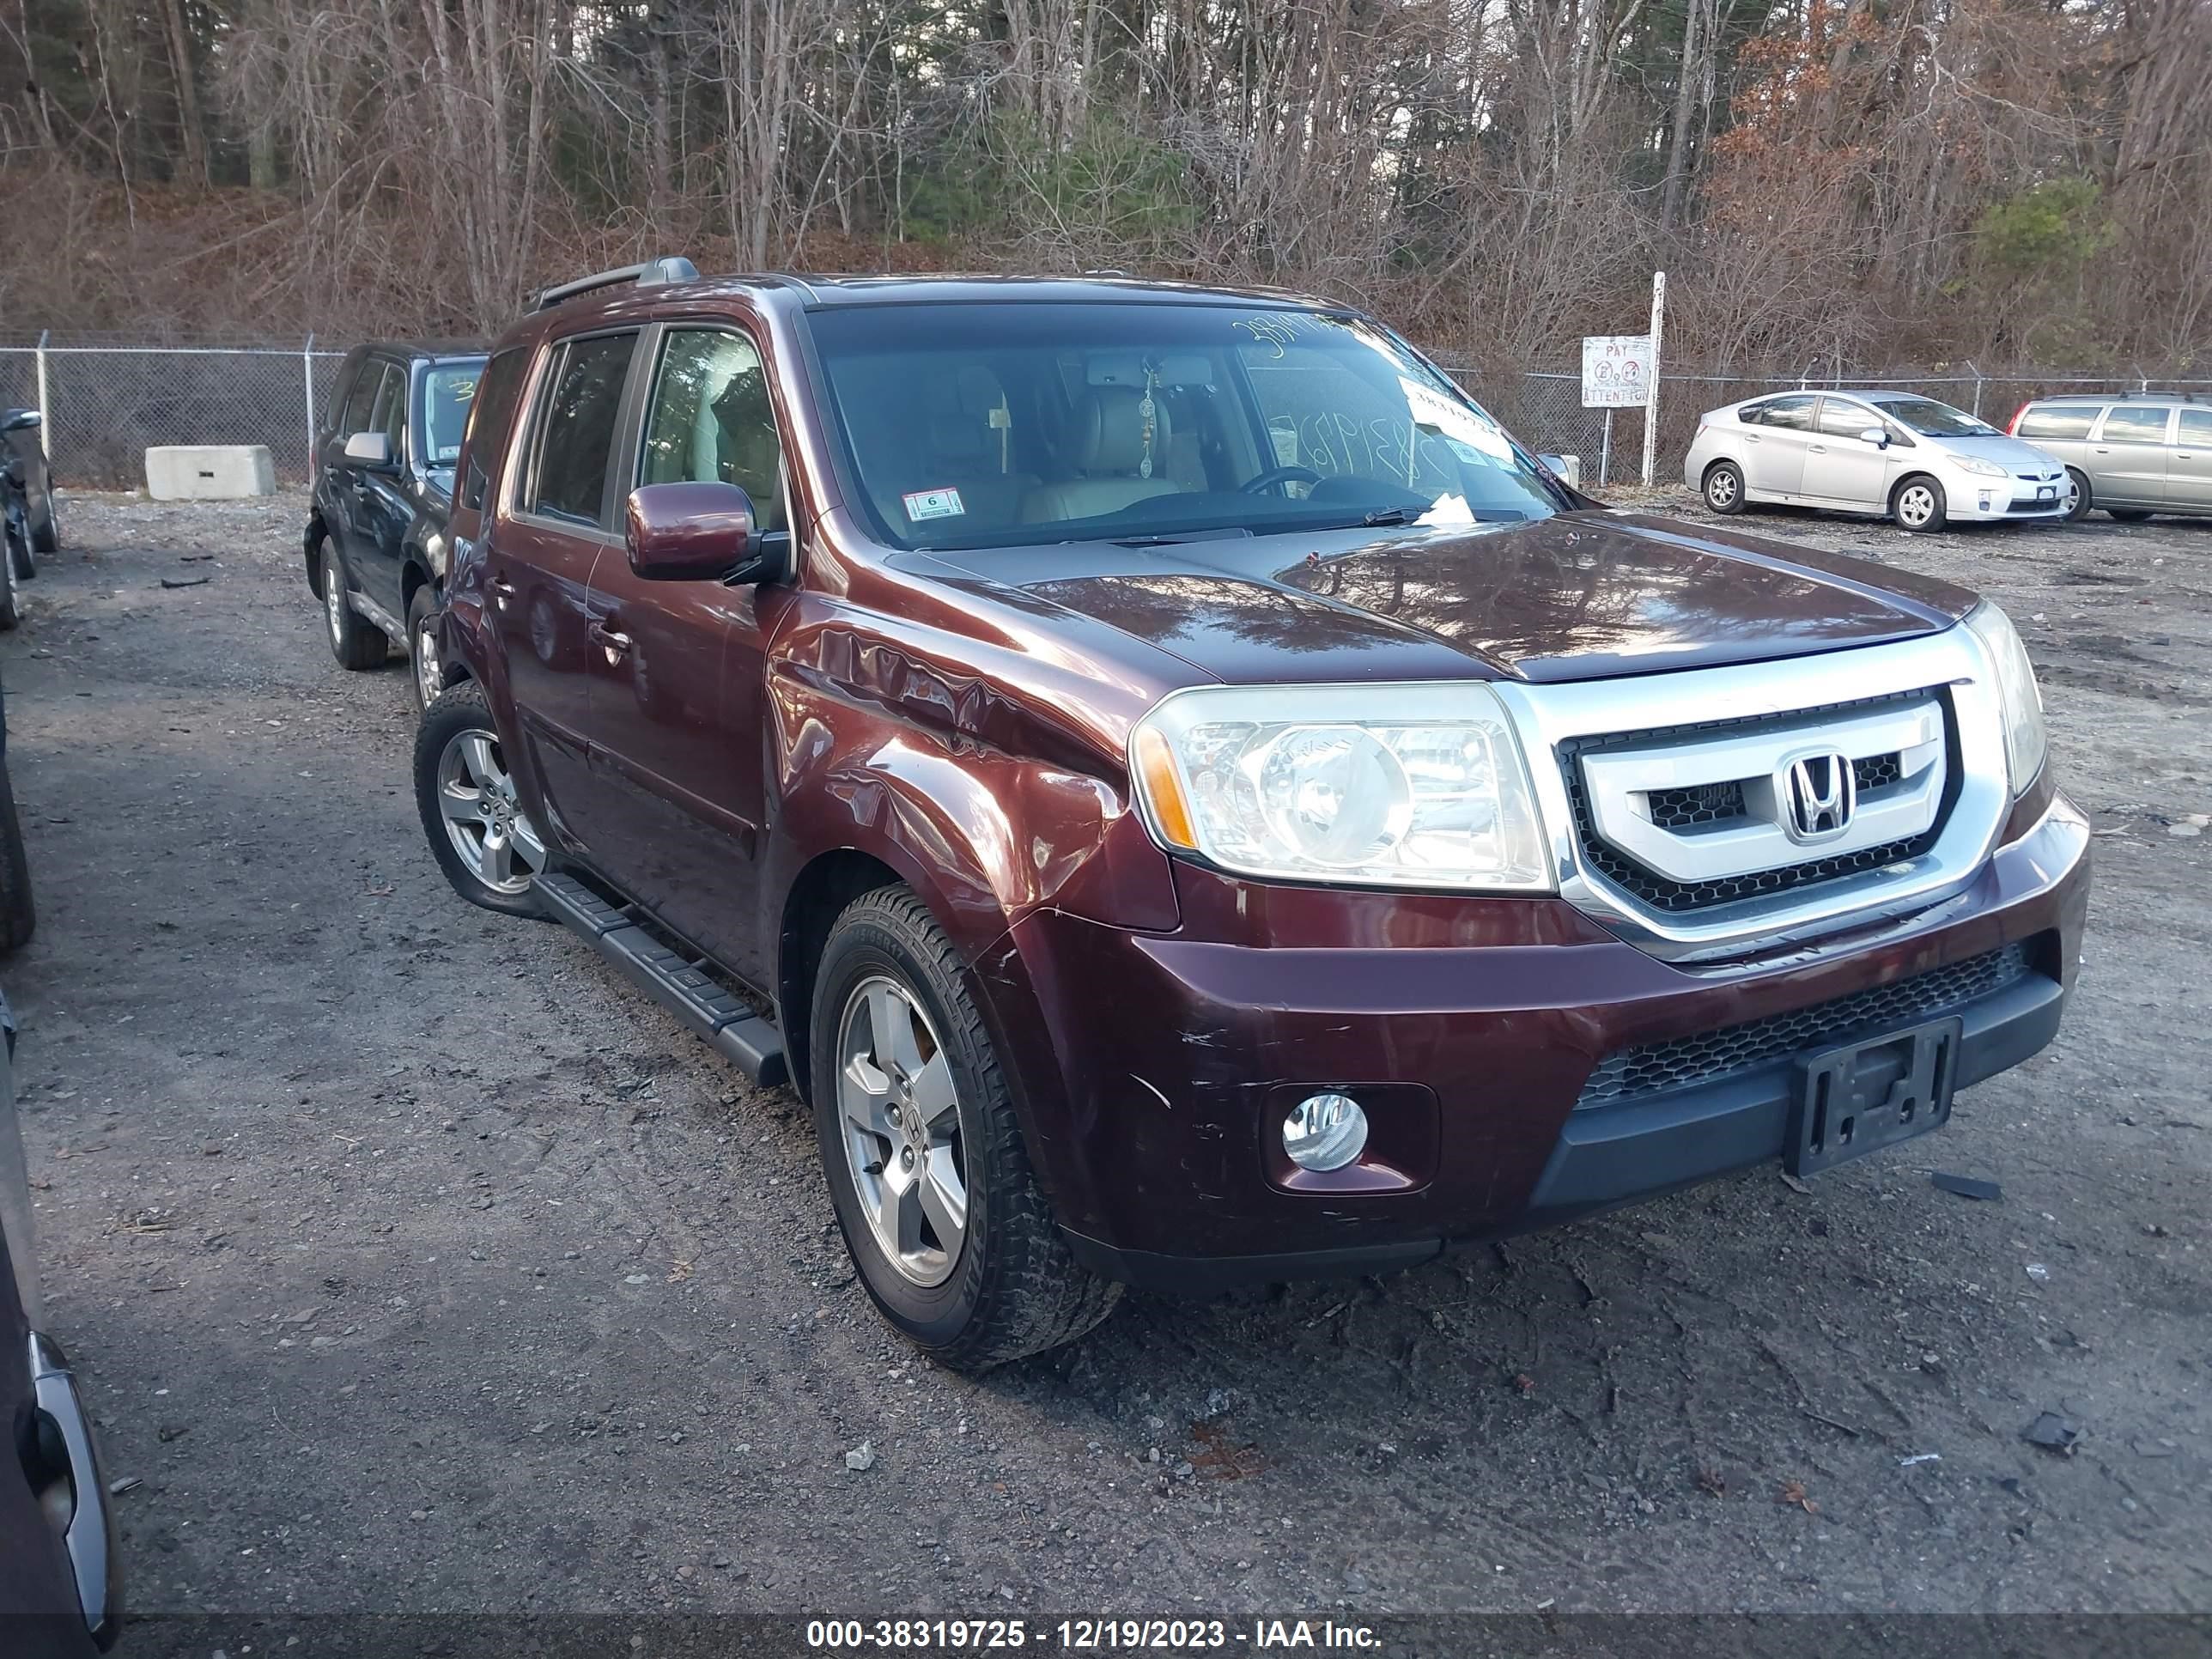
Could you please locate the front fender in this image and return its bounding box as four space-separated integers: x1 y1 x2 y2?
769 673 1178 964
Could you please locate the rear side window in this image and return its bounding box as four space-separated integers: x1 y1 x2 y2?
1755 395 1816 432
2179 410 2212 446
2016 406 2095 441
339 363 380 437
526 333 638 527
2099 406 2172 445
460 348 529 513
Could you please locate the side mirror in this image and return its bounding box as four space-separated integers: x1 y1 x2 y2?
1857 427 1888 448
0 409 41 434
343 430 394 467
624 480 760 582
1536 452 1581 487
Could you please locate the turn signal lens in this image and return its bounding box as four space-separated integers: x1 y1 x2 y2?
1133 726 1198 849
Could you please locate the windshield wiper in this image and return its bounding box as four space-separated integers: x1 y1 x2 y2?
1359 506 1416 527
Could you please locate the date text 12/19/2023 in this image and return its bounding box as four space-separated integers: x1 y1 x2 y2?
804 1618 1382 1650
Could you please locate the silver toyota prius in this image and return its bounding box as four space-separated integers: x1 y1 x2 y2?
1683 389 2073 532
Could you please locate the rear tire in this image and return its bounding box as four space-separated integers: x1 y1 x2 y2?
1893 475 1948 532
811 885 1120 1370
0 749 34 956
320 538 386 670
1703 460 1747 514
406 586 444 716
28 490 58 556
2063 469 2092 523
413 683 548 919
2106 507 2153 522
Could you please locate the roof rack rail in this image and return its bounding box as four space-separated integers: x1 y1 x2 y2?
534 256 699 312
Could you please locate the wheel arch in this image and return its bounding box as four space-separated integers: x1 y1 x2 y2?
304 510 330 596
777 848 908 1107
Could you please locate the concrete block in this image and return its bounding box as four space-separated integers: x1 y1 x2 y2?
144 445 277 501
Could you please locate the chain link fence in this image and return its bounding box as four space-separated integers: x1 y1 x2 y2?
0 337 349 488
4 331 2209 494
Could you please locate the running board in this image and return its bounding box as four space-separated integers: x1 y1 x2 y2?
534 870 787 1088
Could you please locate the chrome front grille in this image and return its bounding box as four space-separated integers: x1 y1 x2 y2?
1557 690 1953 916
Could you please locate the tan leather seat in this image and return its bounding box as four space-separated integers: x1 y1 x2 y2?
1021 386 1188 524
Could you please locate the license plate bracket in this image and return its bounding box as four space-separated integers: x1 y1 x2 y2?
1789 1016 1964 1178
2036 485 2056 501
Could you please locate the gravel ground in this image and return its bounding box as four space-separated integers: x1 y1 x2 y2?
3 488 2208 1625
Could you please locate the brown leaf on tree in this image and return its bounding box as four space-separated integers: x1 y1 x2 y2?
1777 1478 1818 1513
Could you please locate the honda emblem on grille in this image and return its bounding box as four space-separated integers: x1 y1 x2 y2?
1781 752 1856 843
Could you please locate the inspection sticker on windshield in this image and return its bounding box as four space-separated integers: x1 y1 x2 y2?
902 487 966 521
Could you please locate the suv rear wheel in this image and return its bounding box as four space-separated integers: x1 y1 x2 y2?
414 684 547 918
320 538 386 670
811 886 1119 1369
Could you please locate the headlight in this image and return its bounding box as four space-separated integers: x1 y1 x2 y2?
1965 602 2047 793
1129 683 1553 890
1955 455 2008 478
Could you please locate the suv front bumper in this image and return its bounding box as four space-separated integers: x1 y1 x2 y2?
988 793 2089 1291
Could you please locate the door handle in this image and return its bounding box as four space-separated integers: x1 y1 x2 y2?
589 620 632 661
487 575 516 596
1808 444 1827 454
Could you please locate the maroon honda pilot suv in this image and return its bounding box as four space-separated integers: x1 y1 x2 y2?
411 259 2089 1367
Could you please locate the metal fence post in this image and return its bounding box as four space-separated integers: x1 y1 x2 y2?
302 333 317 482
1641 270 1666 487
34 331 51 460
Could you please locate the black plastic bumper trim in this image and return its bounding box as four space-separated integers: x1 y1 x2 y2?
1059 970 2064 1292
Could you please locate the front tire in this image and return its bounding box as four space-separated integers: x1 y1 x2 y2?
2063 469 2093 522
406 586 444 716
811 886 1119 1370
1703 459 1747 514
28 489 58 557
320 539 386 670
1893 475 1948 532
413 683 548 918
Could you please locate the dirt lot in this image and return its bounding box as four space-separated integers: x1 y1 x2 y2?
3 488 2208 1626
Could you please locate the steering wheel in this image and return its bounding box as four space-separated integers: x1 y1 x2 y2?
1239 464 1325 495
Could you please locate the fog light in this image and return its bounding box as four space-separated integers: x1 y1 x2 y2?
1283 1092 1368 1172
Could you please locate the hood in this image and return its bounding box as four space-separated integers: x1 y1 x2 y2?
944 511 1978 686
1936 434 2063 472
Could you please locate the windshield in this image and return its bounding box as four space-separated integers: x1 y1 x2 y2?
1869 396 1998 438
805 302 1565 550
422 362 485 468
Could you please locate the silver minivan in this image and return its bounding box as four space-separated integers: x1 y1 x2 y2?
2007 394 2212 522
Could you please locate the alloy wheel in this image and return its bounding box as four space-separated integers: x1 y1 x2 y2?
836 975 968 1288
1898 484 1936 528
1707 469 1738 509
414 619 441 708
432 726 545 895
